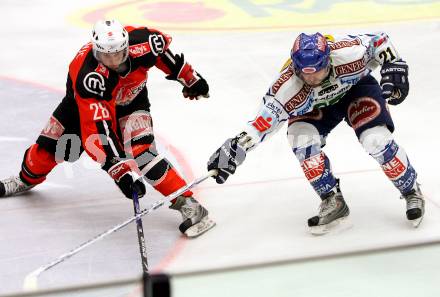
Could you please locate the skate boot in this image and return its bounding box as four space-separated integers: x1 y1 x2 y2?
0 176 34 198
401 183 425 228
169 196 216 238
308 180 350 235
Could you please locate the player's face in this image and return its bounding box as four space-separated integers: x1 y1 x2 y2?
97 50 126 70
300 66 330 87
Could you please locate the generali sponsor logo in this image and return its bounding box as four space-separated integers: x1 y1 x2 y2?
129 42 151 58
382 156 406 179
272 69 294 94
302 152 325 181
334 58 366 76
329 38 361 51
284 84 311 112
348 97 381 129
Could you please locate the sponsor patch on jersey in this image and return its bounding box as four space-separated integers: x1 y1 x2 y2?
129 42 152 58
373 35 388 48
149 34 166 56
301 152 325 181
382 156 406 179
41 116 65 140
318 84 338 96
348 97 381 130
334 58 366 76
266 101 283 117
83 72 106 98
251 116 272 132
95 63 109 79
329 38 361 51
284 84 311 112
116 79 147 106
272 69 294 94
119 112 153 143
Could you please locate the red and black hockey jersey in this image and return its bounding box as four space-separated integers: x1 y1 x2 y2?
66 26 181 171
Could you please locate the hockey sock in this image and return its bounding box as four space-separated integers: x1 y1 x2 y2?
20 144 58 185
293 145 337 198
371 140 417 195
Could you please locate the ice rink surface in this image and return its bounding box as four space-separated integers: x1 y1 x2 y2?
0 0 440 295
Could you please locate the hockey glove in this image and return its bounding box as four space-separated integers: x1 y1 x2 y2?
166 53 209 100
207 136 246 184
380 60 409 105
108 159 146 199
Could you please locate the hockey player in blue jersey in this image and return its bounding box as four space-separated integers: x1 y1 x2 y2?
207 32 425 234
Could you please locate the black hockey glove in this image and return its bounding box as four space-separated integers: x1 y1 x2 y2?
165 53 209 100
207 136 247 184
108 159 146 199
380 60 409 105
182 75 209 100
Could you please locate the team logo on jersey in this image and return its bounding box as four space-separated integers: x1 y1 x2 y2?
129 42 152 58
284 84 311 112
382 156 406 179
272 69 294 94
328 38 361 51
149 34 166 56
252 116 272 132
334 58 366 76
348 97 381 129
116 79 147 106
41 116 65 140
83 72 106 97
301 152 326 182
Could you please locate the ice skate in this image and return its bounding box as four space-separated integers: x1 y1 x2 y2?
169 196 216 238
0 176 34 198
308 180 350 235
402 183 425 228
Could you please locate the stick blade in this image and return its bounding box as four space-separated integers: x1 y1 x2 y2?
23 275 39 291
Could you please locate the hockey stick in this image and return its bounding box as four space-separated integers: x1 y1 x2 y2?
23 169 218 291
133 190 149 273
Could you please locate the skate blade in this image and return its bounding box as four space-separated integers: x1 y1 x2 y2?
410 216 424 228
185 216 216 238
309 216 351 236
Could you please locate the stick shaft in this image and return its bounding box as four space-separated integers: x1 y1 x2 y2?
133 191 149 273
23 170 217 288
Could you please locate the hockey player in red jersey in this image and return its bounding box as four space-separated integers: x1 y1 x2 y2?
0 20 215 237
207 32 424 234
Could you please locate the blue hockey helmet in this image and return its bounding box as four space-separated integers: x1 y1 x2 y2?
291 33 330 74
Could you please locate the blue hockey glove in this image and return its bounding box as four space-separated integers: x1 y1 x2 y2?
380 60 409 105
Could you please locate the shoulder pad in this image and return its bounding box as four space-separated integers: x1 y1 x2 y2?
280 58 292 72
324 34 335 42
76 65 117 101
